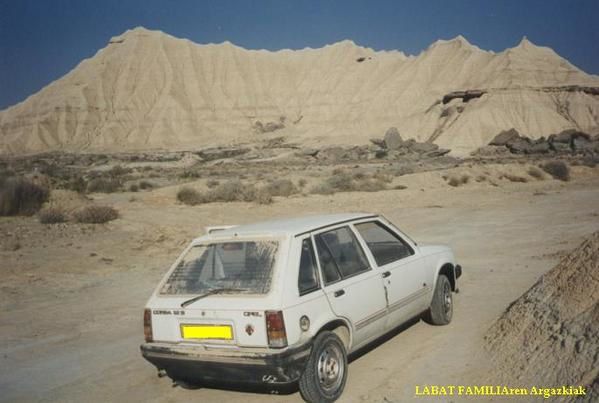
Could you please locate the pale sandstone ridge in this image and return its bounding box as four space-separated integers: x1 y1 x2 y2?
1 27 599 155
486 232 599 401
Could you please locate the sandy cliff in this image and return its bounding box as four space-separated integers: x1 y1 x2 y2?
1 27 598 155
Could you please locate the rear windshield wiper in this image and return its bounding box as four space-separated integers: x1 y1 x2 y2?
181 288 248 308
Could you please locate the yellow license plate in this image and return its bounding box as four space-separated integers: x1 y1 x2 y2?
180 324 233 340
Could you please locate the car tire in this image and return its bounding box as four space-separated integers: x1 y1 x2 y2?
423 274 453 325
299 331 348 403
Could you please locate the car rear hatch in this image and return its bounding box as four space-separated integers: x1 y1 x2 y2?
148 237 286 348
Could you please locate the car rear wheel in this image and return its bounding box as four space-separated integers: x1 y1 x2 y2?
299 331 348 402
423 274 453 325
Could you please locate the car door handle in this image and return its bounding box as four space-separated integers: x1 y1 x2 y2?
334 289 345 297
382 271 391 278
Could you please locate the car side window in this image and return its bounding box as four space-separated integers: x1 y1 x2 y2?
315 226 370 283
298 238 320 295
354 221 414 266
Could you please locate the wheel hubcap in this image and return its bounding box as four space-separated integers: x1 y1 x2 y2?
443 282 452 315
317 344 344 392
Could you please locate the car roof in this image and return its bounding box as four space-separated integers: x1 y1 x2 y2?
207 213 378 238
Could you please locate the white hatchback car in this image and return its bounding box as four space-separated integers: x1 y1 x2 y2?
141 213 461 402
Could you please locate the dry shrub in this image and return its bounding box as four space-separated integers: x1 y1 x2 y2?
74 205 118 224
87 178 121 193
475 175 487 182
209 180 257 202
255 189 273 205
527 167 544 180
129 184 139 192
298 178 307 188
108 165 131 177
39 207 67 224
177 187 205 205
207 179 220 188
503 174 528 183
0 177 49 216
177 181 266 205
65 176 87 193
139 180 153 190
541 161 570 181
311 172 387 194
264 179 298 197
447 175 469 187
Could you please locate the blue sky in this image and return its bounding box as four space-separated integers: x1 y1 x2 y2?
1 0 598 110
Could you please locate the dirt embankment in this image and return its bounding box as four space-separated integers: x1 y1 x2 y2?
486 232 599 401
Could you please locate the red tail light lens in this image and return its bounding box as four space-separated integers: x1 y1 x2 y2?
144 308 153 342
265 310 287 348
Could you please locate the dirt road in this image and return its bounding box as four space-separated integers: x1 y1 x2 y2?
1 165 598 402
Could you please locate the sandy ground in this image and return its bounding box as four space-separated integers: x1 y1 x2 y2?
1 163 598 402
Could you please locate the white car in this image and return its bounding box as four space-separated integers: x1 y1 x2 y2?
141 213 461 402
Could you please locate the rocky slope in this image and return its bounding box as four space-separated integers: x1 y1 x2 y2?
1 27 598 155
486 232 599 402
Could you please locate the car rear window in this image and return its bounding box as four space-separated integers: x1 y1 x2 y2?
160 241 278 295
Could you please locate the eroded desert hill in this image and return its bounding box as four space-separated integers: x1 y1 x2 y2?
1 27 598 155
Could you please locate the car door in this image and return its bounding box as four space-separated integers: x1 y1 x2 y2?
353 220 429 330
313 225 388 349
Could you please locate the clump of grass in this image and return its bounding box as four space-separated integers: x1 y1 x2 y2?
108 165 131 177
541 161 570 181
264 179 299 197
0 177 50 216
129 184 139 192
177 187 205 206
298 178 307 188
475 175 487 183
39 207 67 224
74 205 118 224
394 184 408 190
447 175 470 187
527 167 544 180
87 178 121 193
503 174 528 183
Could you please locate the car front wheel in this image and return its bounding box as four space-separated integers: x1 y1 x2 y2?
299 331 348 402
423 274 453 325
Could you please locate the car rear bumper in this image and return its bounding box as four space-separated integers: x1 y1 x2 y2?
140 341 312 385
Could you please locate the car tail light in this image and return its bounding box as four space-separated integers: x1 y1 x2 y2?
265 310 287 348
144 308 153 342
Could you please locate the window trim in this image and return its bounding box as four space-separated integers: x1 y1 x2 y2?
298 236 322 297
313 225 372 286
353 220 415 267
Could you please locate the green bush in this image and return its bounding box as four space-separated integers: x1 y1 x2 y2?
0 177 49 216
74 205 118 224
541 161 570 181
